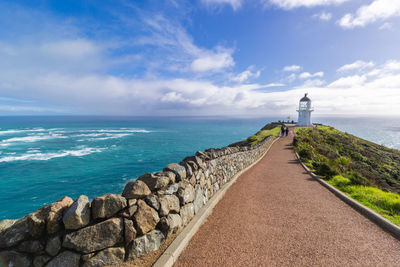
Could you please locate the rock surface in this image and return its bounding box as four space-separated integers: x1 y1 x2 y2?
145 194 160 211
163 163 186 181
0 217 29 248
167 214 182 234
177 182 195 205
91 193 127 219
124 218 137 245
134 200 160 235
45 235 61 256
127 230 165 260
82 247 125 267
138 173 170 191
18 240 44 253
159 195 180 216
63 217 123 253
180 203 195 226
46 196 74 234
46 250 80 267
63 195 91 229
33 255 51 267
193 185 206 214
122 180 151 199
0 250 31 267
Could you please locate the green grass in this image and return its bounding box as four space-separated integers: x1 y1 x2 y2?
294 124 400 226
328 175 400 225
246 126 281 146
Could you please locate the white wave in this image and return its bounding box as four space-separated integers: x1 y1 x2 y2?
0 147 104 163
0 128 47 134
1 134 65 146
78 129 151 133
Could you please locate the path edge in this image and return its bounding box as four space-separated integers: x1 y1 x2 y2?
153 137 280 267
294 151 400 241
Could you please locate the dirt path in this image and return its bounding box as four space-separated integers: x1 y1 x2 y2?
174 129 400 266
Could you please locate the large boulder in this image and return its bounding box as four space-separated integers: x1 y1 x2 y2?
82 247 125 267
0 217 29 248
165 183 179 195
63 217 123 254
180 203 195 226
177 182 195 205
46 251 80 267
45 235 61 256
46 196 74 234
145 194 160 211
127 230 165 260
122 180 151 199
124 218 137 245
91 193 127 220
134 200 160 235
63 195 91 229
138 173 170 191
0 250 31 267
159 195 180 217
167 214 182 234
163 163 186 181
0 219 17 234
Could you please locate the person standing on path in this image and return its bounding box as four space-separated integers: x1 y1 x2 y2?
281 125 285 137
285 127 289 136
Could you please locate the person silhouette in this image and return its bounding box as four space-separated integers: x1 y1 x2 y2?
285 127 289 136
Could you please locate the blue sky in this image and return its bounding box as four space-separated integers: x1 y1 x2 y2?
0 0 400 117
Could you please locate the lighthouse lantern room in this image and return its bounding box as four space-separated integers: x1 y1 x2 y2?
296 93 314 127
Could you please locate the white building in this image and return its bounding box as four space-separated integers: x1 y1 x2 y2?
296 93 314 126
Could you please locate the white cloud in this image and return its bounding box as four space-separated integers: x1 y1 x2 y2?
201 0 243 10
328 75 367 88
313 12 332 21
338 0 400 29
299 71 324 79
379 22 393 30
267 0 349 10
232 66 261 83
283 65 302 72
191 51 235 72
337 60 375 72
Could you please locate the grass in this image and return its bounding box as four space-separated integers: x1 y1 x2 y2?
294 125 400 226
246 126 281 146
328 175 400 225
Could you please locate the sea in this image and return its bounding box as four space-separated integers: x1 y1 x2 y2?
1 116 399 220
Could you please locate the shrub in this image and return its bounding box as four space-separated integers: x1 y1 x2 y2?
297 143 313 160
313 162 338 178
337 156 350 167
329 175 351 188
348 172 371 186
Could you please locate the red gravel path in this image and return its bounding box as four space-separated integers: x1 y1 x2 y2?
174 129 400 266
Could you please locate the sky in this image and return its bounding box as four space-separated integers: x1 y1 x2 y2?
0 0 400 117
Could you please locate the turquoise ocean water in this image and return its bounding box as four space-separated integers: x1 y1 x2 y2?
1 116 399 220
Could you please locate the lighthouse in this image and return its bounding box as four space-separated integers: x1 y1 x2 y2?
296 93 314 127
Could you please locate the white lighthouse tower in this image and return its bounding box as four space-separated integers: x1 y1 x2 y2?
296 93 314 127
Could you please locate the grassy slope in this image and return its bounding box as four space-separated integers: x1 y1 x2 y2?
294 125 400 225
229 122 282 147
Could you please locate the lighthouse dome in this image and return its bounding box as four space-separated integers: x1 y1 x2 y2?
300 93 311 102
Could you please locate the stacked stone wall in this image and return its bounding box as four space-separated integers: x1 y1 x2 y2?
0 134 277 267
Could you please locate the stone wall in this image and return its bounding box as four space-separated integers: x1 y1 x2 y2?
0 133 277 267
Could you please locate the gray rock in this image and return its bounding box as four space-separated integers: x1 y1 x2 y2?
27 211 46 238
127 230 165 260
193 185 206 214
157 217 169 232
138 173 170 191
0 250 31 267
189 175 196 187
159 195 180 217
33 255 51 267
180 203 195 226
46 251 80 267
134 200 160 235
122 180 151 199
145 194 160 211
181 162 193 177
167 214 182 234
213 182 220 192
63 217 124 254
45 235 61 256
163 163 186 181
177 182 195 205
91 193 127 220
63 195 91 230
0 217 29 248
124 218 137 245
82 247 125 267
18 240 44 254
119 205 137 218
165 183 179 195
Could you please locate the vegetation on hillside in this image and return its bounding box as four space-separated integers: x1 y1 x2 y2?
294 125 400 225
229 122 282 147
